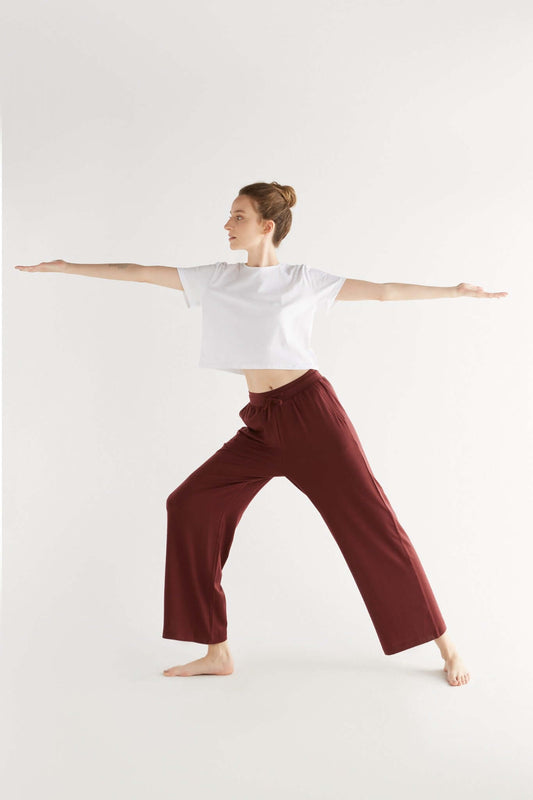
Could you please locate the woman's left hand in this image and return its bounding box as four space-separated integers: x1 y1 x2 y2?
455 282 508 299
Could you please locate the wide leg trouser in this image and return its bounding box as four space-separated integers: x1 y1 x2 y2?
163 369 447 654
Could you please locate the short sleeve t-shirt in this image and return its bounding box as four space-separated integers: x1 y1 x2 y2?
176 261 346 375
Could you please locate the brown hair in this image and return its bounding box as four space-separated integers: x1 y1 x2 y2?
237 181 297 248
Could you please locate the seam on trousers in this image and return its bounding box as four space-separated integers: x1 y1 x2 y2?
350 429 441 634
317 381 346 426
275 413 283 450
208 510 225 643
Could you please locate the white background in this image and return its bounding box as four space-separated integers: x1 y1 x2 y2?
1 0 532 798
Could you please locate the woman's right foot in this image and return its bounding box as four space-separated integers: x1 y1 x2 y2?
162 644 234 677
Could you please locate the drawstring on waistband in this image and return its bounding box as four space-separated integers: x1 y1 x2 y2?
263 395 283 423
265 397 284 408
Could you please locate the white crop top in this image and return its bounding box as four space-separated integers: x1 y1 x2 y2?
176 261 346 375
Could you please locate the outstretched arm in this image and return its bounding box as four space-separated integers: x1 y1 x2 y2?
15 259 184 291
336 278 508 302
15 259 147 282
382 281 508 301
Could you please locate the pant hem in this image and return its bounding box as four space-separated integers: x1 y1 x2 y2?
382 624 447 656
162 630 227 645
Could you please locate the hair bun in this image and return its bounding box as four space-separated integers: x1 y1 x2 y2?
271 181 297 209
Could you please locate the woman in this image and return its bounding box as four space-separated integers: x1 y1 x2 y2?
15 180 507 686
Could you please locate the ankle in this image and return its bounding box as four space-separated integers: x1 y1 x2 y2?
434 631 458 660
441 648 458 661
207 640 230 656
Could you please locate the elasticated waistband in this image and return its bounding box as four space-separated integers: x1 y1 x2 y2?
248 369 323 406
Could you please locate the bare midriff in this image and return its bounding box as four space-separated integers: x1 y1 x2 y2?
242 368 311 393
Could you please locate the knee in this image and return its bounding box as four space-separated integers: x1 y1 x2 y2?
166 484 199 518
166 485 185 514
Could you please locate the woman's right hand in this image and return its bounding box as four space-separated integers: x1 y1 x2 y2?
14 259 67 273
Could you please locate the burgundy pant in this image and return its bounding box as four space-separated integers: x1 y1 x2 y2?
163 369 446 654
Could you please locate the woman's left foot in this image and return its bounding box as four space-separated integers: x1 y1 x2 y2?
443 652 470 686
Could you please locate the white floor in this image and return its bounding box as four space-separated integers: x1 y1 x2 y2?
1 633 530 800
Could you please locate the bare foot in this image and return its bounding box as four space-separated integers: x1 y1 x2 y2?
434 632 470 686
443 652 470 686
162 648 234 677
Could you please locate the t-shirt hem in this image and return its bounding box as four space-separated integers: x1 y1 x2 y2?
323 276 347 311
176 267 194 308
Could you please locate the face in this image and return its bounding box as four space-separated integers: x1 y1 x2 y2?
224 195 274 250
